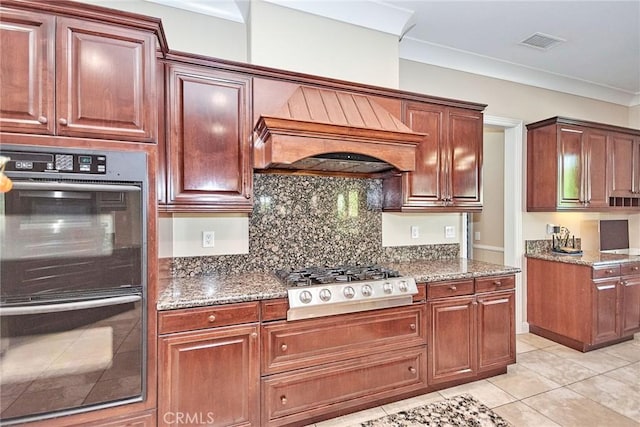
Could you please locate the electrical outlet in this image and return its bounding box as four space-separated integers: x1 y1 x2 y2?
411 225 419 239
445 226 455 239
474 231 481 241
546 224 556 234
202 231 215 248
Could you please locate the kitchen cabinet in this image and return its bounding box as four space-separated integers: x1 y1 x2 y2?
79 410 156 426
527 258 640 351
527 117 640 211
426 275 515 386
0 6 159 142
260 304 427 426
158 303 260 427
161 57 253 212
609 132 640 199
383 102 483 211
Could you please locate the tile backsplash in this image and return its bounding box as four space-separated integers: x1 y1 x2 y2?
170 174 459 277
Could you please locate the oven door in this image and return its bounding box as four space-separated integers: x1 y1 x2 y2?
0 289 144 425
1 180 143 300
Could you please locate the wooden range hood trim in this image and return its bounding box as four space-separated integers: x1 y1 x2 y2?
253 116 424 172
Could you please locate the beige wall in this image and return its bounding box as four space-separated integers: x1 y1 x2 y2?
382 213 462 247
630 105 640 128
249 1 399 88
471 128 504 263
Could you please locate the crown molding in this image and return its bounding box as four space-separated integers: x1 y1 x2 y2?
400 37 639 107
143 0 248 23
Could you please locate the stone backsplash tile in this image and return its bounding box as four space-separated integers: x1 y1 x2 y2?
170 174 459 277
525 238 582 254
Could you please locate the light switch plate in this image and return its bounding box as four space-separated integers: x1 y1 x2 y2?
445 226 455 239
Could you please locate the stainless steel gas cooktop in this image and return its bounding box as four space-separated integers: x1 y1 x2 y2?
276 265 418 321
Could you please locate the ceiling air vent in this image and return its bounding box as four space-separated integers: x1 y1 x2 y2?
520 32 566 50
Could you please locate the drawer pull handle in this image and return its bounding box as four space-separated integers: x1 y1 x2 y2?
38 116 48 124
58 118 68 126
281 344 288 352
449 285 457 291
280 396 287 405
494 281 502 286
408 367 417 374
606 269 614 274
409 323 416 331
207 314 216 323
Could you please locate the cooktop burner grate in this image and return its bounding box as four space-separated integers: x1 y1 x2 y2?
276 265 401 287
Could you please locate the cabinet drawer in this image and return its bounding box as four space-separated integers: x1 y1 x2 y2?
621 262 640 276
475 275 515 293
158 301 259 334
261 305 426 374
261 298 288 322
262 347 426 426
592 265 621 279
427 279 474 299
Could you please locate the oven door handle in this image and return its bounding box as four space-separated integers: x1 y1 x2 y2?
0 295 142 316
11 181 141 192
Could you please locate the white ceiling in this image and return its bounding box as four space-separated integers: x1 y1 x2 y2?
146 0 640 106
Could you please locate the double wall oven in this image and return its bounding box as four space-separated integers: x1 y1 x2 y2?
0 145 148 425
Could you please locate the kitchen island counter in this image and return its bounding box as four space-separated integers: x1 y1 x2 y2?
158 258 521 310
526 251 640 266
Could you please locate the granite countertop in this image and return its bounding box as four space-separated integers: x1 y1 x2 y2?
157 258 521 311
526 251 640 266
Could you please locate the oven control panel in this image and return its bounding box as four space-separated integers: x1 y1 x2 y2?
0 150 107 174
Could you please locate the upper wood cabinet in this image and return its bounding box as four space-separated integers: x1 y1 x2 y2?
162 61 253 212
527 117 640 211
609 132 640 198
383 102 483 212
0 6 160 142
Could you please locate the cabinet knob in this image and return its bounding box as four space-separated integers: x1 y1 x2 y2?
37 116 48 124
606 269 614 274
58 118 68 126
280 396 287 405
449 285 457 291
408 366 417 374
494 280 502 286
409 323 416 331
622 281 628 286
633 266 639 271
280 343 288 352
207 314 216 323
251 332 258 338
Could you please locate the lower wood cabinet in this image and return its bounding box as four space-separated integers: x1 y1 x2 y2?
427 276 515 387
262 347 426 427
80 410 156 427
527 258 640 351
158 318 260 426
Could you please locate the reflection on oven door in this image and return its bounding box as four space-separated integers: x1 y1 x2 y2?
0 293 144 424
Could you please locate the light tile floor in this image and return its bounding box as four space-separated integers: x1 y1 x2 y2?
309 333 640 427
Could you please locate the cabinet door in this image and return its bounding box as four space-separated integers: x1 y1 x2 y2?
584 130 608 208
401 102 444 205
477 290 515 371
166 64 252 211
609 133 640 197
620 275 640 336
0 8 55 134
158 324 260 427
448 108 483 206
427 296 476 385
56 17 156 141
557 126 587 208
591 279 620 344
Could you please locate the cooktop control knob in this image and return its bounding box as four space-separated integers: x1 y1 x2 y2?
361 284 373 297
399 280 408 292
299 290 313 304
383 282 393 294
343 286 355 299
319 288 332 302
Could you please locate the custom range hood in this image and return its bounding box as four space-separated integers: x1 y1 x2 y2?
253 86 425 174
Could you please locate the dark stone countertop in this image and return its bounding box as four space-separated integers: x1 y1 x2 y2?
157 258 521 311
526 251 640 266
